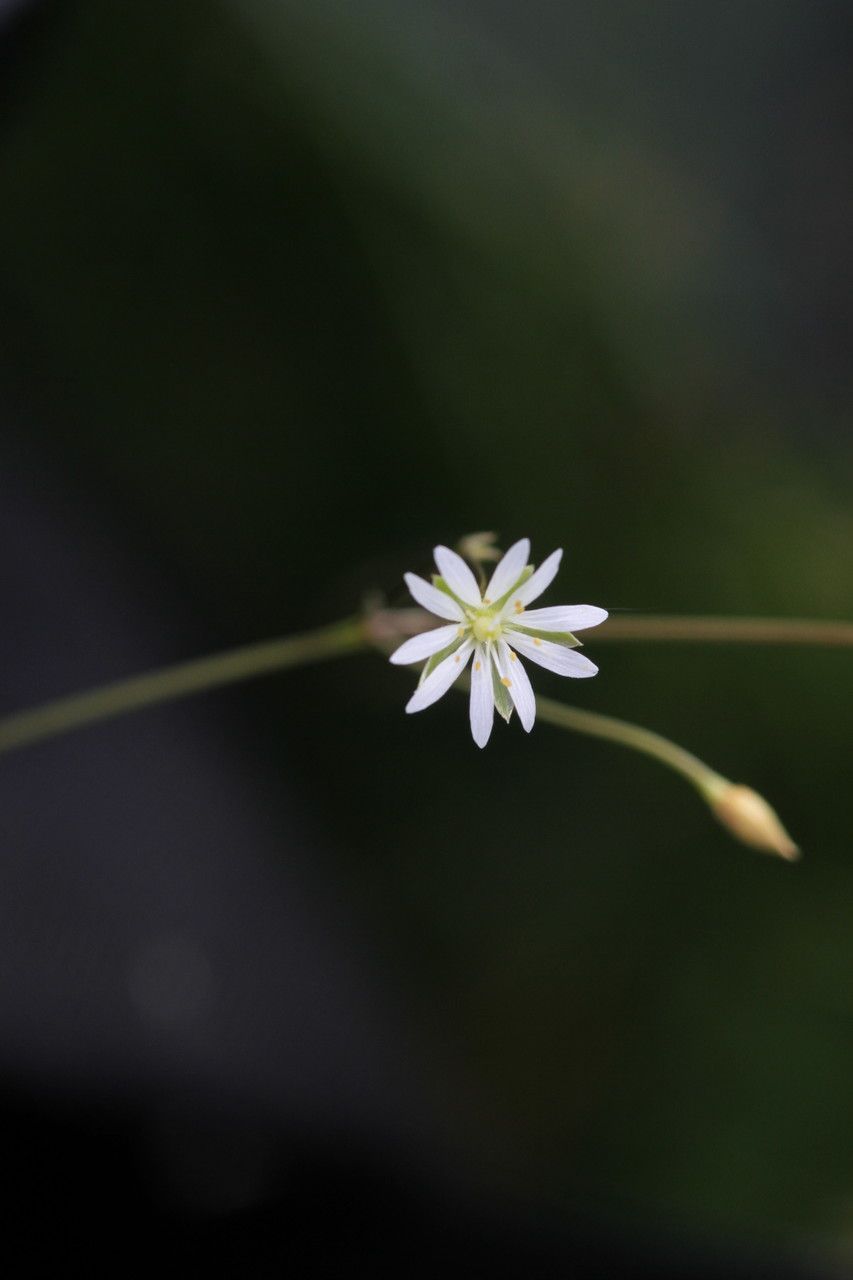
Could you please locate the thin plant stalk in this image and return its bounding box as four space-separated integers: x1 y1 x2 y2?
0 617 368 756
532 694 726 794
595 615 853 646
0 607 813 856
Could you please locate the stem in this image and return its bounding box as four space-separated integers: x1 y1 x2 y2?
596 615 853 646
449 670 723 794
0 616 368 755
519 693 725 795
0 608 799 856
529 694 797 859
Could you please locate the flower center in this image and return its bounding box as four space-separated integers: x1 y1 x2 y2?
471 612 502 644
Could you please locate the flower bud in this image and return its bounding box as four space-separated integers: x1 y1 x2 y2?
708 782 800 861
456 531 502 564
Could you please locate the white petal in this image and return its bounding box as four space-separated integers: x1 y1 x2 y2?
469 644 494 747
433 545 482 607
496 639 536 732
507 631 599 678
503 548 563 612
484 537 530 604
389 624 464 665
405 640 473 713
510 604 608 632
404 572 464 621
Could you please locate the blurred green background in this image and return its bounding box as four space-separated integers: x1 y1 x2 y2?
2 0 853 1253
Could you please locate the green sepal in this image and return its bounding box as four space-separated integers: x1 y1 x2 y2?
491 664 514 723
490 565 534 612
510 627 581 649
418 637 463 686
431 575 470 612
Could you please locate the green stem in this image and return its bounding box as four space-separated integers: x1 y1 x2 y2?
0 605 844 785
530 693 797 859
0 609 800 856
531 694 725 795
596 615 853 646
449 667 723 795
0 616 368 756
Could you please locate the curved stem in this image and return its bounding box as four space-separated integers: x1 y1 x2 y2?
596 615 853 646
532 694 797 859
448 668 723 794
531 694 726 794
0 609 800 856
0 616 368 755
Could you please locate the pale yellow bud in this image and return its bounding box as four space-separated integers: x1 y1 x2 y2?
456 531 502 564
707 781 800 861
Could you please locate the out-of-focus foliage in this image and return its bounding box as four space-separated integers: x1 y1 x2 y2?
2 0 853 1245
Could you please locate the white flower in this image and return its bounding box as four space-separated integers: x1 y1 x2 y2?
389 538 608 747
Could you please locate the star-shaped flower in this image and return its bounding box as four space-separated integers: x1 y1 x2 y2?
390 538 608 747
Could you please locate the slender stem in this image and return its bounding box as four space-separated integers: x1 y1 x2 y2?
0 616 368 755
531 694 725 794
596 615 853 646
0 608 799 855
529 693 798 859
448 666 722 794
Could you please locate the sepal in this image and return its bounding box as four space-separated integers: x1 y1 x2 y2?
418 637 463 686
491 663 514 723
510 627 581 649
431 575 470 611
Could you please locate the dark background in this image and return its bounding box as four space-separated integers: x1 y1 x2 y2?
1 0 853 1272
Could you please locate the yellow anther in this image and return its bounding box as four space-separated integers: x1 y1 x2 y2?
484 597 492 605
514 601 524 613
457 627 465 637
534 638 542 646
510 652 517 661
474 660 482 672
501 677 511 687
454 655 461 663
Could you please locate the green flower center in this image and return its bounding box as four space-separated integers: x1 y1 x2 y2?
471 612 502 644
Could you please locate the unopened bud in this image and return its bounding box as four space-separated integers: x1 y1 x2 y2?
707 780 800 861
456 531 502 564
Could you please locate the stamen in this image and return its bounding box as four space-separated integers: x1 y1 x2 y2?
454 655 461 663
514 601 524 613
474 660 482 671
457 627 465 637
484 597 492 605
510 652 517 661
501 677 511 687
534 638 542 646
